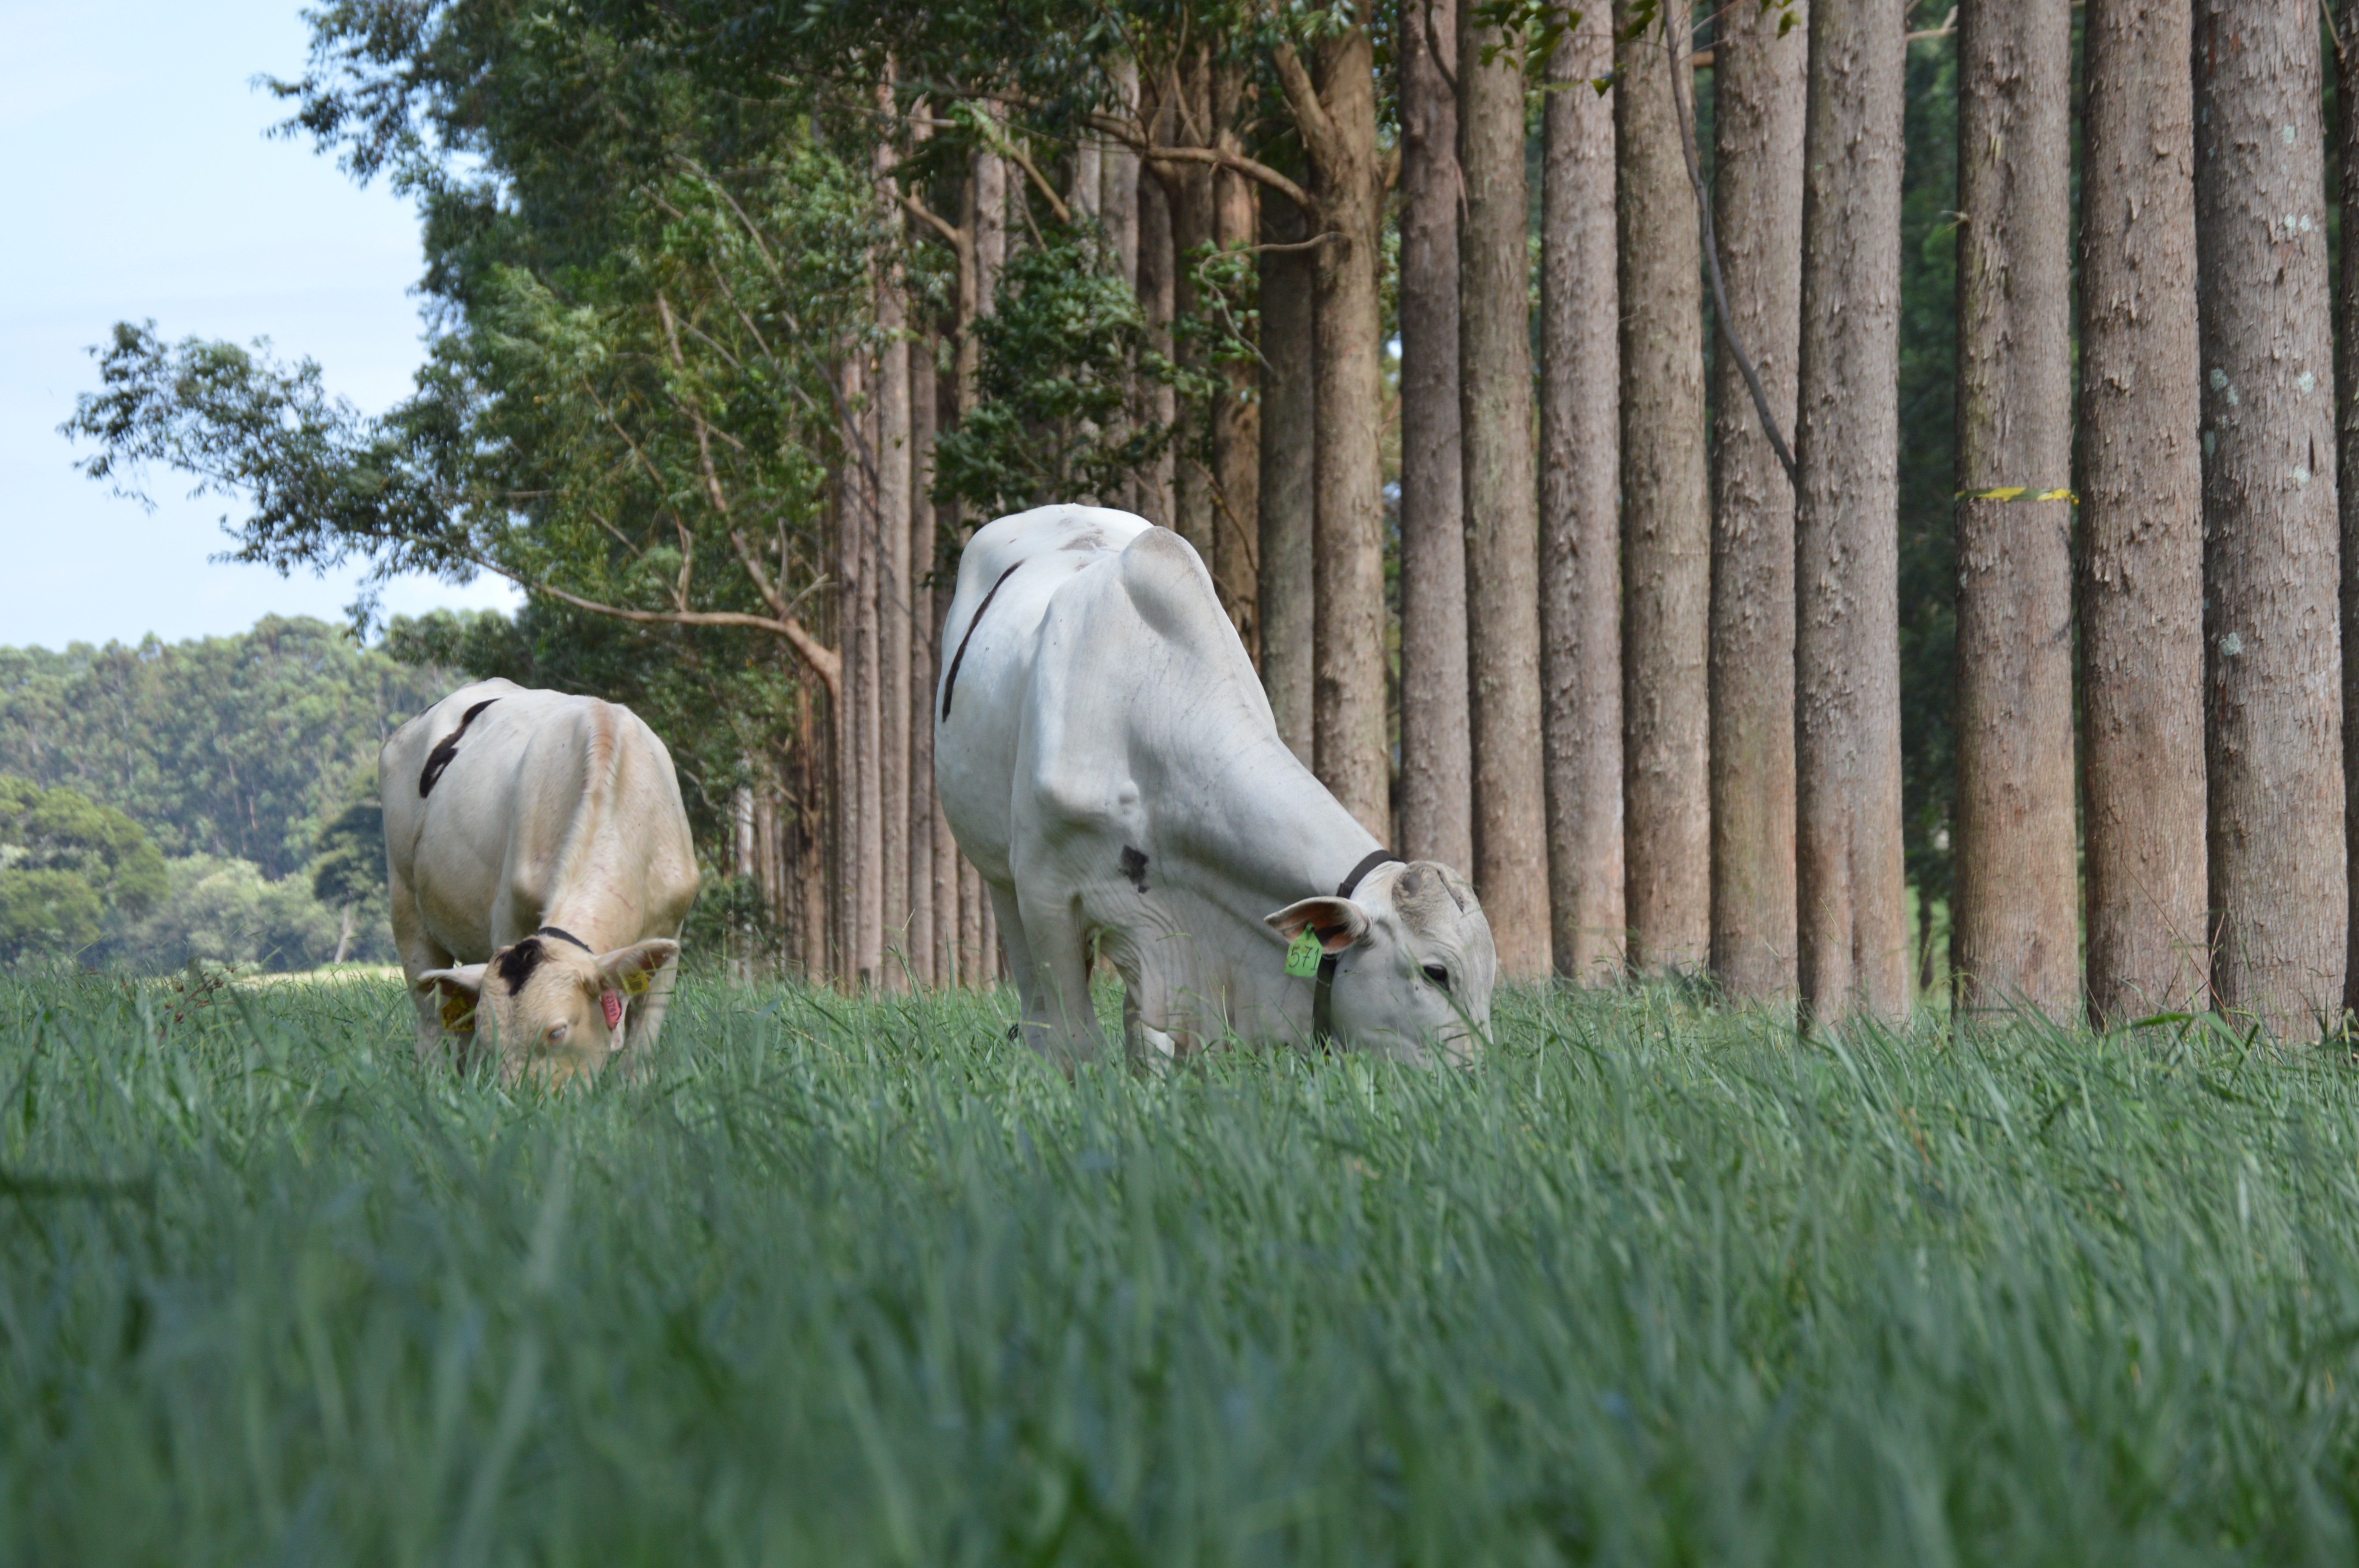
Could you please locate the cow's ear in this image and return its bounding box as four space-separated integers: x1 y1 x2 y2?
594 939 680 997
1264 897 1370 954
418 965 488 1033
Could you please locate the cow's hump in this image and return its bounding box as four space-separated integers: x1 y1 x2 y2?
1116 526 1232 652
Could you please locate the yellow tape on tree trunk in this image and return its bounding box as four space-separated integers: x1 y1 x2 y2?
1955 487 2078 503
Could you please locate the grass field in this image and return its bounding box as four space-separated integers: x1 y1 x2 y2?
3 973 2358 1565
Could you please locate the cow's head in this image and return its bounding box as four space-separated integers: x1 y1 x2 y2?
418 934 678 1085
1265 861 1496 1063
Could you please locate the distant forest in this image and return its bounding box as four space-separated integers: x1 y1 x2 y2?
0 617 452 971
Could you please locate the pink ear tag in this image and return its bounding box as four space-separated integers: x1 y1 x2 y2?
602 991 624 1029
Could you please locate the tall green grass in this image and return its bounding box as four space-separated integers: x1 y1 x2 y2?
2 972 2356 1564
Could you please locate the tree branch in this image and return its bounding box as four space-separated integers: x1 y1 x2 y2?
898 189 963 247
1269 43 1341 185
1664 15 1799 489
471 557 841 699
1096 120 1315 213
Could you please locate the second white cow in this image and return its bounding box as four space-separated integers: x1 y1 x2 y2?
935 504 1496 1066
382 680 700 1083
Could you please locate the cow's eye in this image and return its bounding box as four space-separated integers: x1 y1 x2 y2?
1421 964 1450 991
547 1022 569 1044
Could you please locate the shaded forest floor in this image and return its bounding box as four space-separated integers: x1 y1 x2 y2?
3 973 2356 1564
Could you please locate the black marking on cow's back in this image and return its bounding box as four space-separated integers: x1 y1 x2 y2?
1119 845 1150 891
940 562 1023 724
494 936 547 996
418 698 499 797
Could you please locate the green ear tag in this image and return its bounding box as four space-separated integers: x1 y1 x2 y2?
1284 930 1324 978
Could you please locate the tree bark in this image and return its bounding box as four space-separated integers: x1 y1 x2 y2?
2337 0 2359 1020
1104 59 1145 520
1136 93 1179 531
1211 57 1260 656
876 122 913 989
836 353 884 987
1398 0 1474 873
1277 29 1392 840
1615 0 1713 973
1542 22 1626 981
1260 185 1318 767
908 332 940 987
1795 0 1909 1024
1458 7 1548 978
1104 60 1143 288
2194 0 2347 1034
1951 0 2077 1019
1170 47 1218 563
1708 0 1804 1001
2079 0 2205 1023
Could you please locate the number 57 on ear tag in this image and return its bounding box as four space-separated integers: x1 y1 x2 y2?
1284 930 1324 978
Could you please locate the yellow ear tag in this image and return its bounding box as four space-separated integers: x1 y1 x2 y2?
439 990 477 1033
622 966 653 996
1284 930 1324 978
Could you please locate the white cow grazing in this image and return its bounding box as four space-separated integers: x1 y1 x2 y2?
935 504 1497 1067
382 680 700 1084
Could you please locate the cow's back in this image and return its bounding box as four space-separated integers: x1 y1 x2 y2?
934 506 1161 875
383 680 696 961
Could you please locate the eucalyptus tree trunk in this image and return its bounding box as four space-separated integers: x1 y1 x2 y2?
838 351 884 988
957 150 1009 986
1170 47 1218 563
1275 27 1392 838
1952 0 2077 1019
1397 0 1473 873
1708 0 1804 1002
1211 57 1260 656
1103 60 1143 287
1795 0 1909 1024
1614 0 1712 974
908 334 940 988
1457 6 1547 978
2080 0 2206 1022
1259 186 1318 766
1542 21 1625 981
2337 0 2359 1019
875 128 913 989
1136 93 1179 532
2194 0 2346 1034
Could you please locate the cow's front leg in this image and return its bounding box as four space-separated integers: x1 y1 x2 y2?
390 869 464 1068
999 883 1102 1069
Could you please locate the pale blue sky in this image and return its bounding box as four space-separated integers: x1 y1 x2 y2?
0 0 519 653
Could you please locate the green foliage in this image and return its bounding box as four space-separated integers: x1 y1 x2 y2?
0 778 166 962
934 231 1183 518
310 795 387 913
113 853 353 974
6 979 2359 1560
0 616 449 880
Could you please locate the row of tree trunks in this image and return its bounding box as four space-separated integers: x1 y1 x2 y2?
1540 25 1624 982
1396 0 1472 873
1707 0 1803 1002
